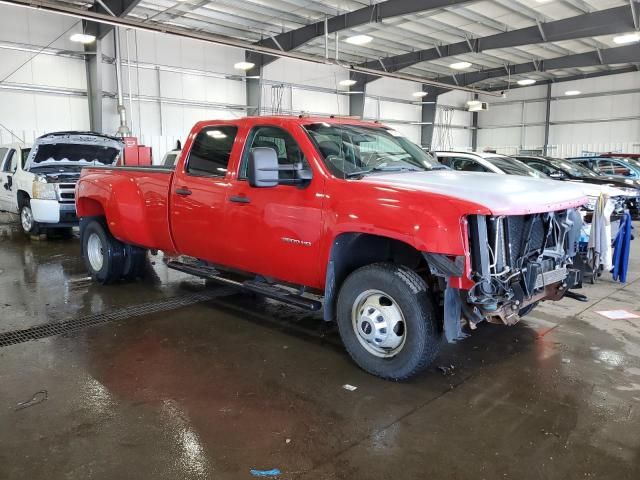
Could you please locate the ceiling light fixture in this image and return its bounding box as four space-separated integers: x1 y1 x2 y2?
517 79 536 86
412 91 428 97
466 100 481 107
345 34 373 45
70 33 96 44
339 79 357 87
565 90 581 96
450 61 472 70
613 33 640 44
233 61 255 71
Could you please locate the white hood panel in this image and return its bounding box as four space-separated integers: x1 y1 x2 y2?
366 170 587 215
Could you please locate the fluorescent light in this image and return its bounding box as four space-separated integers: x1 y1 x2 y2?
339 79 357 87
613 33 640 45
535 0 554 3
565 90 581 96
412 91 428 97
466 100 481 107
517 79 536 86
69 33 96 44
207 130 227 139
345 34 373 46
234 61 255 71
450 61 472 70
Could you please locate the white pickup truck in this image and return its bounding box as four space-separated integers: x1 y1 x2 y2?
0 132 123 235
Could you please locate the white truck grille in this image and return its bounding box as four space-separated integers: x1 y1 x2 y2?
57 183 76 203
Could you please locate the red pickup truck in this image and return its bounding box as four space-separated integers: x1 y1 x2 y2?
76 116 586 380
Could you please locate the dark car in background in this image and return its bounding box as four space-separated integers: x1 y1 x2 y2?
569 156 640 180
515 155 640 214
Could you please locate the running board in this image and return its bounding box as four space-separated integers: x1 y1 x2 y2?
166 260 322 311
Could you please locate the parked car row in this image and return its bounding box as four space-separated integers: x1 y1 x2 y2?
431 151 640 216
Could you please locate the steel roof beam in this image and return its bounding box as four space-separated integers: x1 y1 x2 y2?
446 44 640 87
249 0 474 67
358 6 635 76
484 66 639 92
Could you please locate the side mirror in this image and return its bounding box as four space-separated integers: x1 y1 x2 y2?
4 176 12 190
248 147 279 188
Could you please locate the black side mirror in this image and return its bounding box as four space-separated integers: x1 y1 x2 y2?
3 176 12 190
248 147 279 188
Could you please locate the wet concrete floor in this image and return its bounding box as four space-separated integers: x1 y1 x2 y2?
1 217 640 479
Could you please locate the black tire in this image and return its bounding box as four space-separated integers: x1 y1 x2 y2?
19 199 40 236
336 263 440 381
81 219 125 284
122 244 147 280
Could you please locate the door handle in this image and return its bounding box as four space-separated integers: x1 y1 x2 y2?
229 195 251 204
175 187 192 196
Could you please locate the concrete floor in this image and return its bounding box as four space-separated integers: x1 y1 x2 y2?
1 215 640 479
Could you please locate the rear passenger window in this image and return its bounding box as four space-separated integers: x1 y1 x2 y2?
186 126 238 177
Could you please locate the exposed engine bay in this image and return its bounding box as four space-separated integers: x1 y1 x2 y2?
465 209 582 326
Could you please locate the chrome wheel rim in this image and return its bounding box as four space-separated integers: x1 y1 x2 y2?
351 289 406 358
21 206 33 232
87 233 104 272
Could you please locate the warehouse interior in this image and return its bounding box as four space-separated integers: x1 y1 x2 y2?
1 0 640 479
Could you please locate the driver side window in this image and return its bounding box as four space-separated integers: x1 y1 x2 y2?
240 126 308 181
1 149 17 173
529 162 555 176
450 157 488 172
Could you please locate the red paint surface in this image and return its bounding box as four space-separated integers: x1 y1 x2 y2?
76 116 578 291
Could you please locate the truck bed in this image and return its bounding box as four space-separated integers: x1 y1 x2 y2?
76 166 176 252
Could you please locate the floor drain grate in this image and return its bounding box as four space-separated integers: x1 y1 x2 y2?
0 288 234 348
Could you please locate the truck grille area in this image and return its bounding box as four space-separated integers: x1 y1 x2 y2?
467 209 582 324
56 183 76 203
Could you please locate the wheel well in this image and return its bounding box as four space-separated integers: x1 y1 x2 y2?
323 233 429 321
17 190 30 209
76 197 105 218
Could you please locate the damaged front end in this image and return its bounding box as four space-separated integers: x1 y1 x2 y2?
464 209 582 327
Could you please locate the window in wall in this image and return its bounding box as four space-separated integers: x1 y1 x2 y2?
240 126 308 181
186 126 238 177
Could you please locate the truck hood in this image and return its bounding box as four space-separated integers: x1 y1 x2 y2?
365 170 587 215
25 133 123 171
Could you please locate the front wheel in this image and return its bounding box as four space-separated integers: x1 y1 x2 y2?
20 200 40 236
336 263 440 380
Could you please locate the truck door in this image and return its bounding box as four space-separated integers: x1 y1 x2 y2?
0 148 18 213
225 124 324 288
169 125 240 262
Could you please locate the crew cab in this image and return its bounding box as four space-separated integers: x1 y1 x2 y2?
76 116 587 380
0 132 123 235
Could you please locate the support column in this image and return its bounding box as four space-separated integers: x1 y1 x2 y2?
420 87 446 149
84 21 103 132
471 93 479 151
245 52 264 116
543 83 552 155
348 72 372 118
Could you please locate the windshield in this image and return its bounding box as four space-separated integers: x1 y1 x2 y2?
547 157 598 177
304 123 440 177
30 143 121 168
484 156 547 178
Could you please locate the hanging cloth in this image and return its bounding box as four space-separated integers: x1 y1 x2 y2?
612 211 632 283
